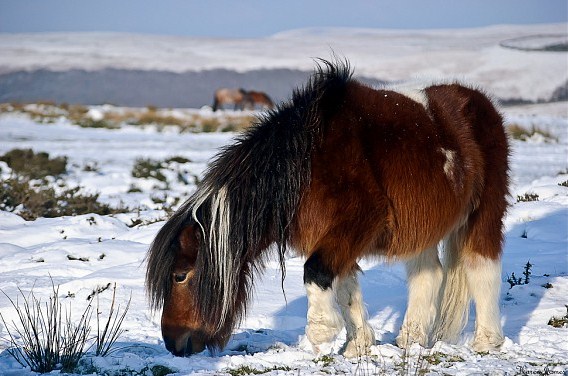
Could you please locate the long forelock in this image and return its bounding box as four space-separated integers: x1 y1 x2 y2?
145 199 193 311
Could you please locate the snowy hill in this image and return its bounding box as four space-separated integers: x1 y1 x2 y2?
0 24 566 106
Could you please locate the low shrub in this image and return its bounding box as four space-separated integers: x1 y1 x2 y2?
132 158 167 182
506 261 533 289
0 148 67 179
517 193 539 202
548 306 568 328
0 177 129 220
507 124 557 142
0 283 92 373
0 281 130 373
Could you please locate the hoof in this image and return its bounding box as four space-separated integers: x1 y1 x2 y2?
305 311 343 350
340 326 375 358
396 323 428 348
471 329 504 353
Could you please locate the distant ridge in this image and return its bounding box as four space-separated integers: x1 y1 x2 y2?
0 68 386 108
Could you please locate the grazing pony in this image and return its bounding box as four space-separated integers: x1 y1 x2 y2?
212 88 248 111
146 60 509 358
242 90 275 111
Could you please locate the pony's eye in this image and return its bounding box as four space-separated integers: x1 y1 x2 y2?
173 273 188 283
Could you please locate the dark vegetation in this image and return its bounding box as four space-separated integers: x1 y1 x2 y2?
516 193 540 203
0 148 128 220
507 124 557 143
548 306 568 328
506 261 533 289
0 281 130 373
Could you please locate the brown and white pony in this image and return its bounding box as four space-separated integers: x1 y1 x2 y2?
212 88 248 111
212 88 274 112
242 90 275 111
146 60 509 358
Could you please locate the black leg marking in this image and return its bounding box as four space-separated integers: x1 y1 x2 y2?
303 252 335 290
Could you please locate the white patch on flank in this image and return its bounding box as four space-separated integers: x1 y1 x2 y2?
440 147 457 181
304 282 344 355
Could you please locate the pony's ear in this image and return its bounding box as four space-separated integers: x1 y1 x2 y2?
178 224 200 264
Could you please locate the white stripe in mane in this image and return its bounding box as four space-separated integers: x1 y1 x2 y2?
191 184 234 331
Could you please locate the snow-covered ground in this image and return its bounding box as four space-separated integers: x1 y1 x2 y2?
0 24 567 375
0 102 566 375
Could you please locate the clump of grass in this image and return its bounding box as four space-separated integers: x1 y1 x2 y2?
0 177 129 220
506 261 533 289
0 282 93 373
507 124 557 142
132 110 187 128
201 118 221 132
517 193 539 202
548 305 568 328
132 158 167 182
165 156 191 164
149 364 177 376
226 365 292 376
82 161 100 172
0 281 131 373
131 156 195 191
0 148 67 179
422 352 464 366
76 118 118 129
558 180 568 187
313 354 335 367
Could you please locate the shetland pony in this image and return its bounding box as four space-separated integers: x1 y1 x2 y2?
242 90 275 111
146 60 509 357
212 88 248 111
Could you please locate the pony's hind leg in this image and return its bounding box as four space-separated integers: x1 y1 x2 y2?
433 221 505 351
396 246 443 348
303 252 344 354
465 253 504 352
335 266 375 357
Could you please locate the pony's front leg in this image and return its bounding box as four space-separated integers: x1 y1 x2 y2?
335 266 375 358
396 246 443 348
303 252 344 354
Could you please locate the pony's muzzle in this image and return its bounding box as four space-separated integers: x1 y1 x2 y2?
163 331 205 357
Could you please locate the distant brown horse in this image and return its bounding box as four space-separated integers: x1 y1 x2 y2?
212 88 247 111
242 90 274 111
147 60 509 358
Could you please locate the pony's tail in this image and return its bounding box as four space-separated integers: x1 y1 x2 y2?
431 232 471 344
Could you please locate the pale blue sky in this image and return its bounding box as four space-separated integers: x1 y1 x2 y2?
0 0 566 37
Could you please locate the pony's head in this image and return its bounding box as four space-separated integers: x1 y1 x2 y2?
146 190 252 357
157 222 209 356
145 208 236 356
